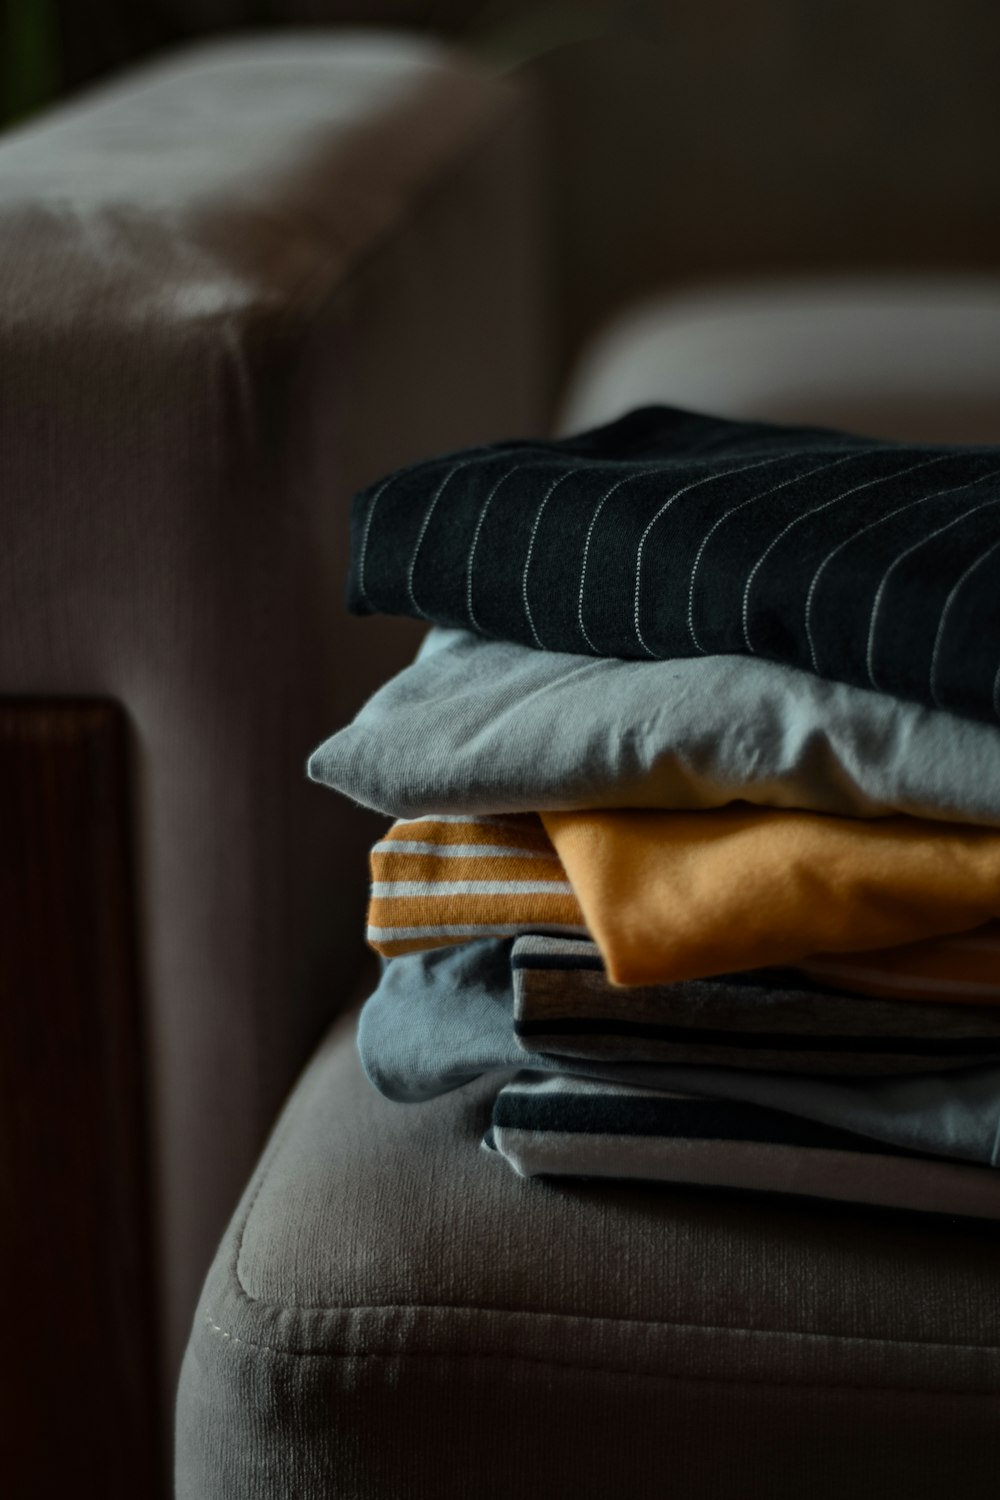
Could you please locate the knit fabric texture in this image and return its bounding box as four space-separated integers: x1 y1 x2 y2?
357 942 1000 1167
541 805 1000 986
511 936 1000 1075
348 406 1000 724
366 812 1000 999
486 1074 1000 1219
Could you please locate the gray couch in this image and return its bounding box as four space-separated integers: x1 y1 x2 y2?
177 269 1000 1493
177 271 1000 1496
177 1010 1000 1498
0 34 541 1497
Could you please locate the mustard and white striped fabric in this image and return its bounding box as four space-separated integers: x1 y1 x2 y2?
367 814 587 956
367 812 1000 1003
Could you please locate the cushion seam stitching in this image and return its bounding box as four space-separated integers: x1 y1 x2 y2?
200 1312 1000 1394
231 1040 1000 1360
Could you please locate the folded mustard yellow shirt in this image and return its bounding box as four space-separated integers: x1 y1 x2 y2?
367 811 1000 999
541 806 1000 986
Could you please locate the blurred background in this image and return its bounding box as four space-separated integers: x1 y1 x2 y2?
4 0 1000 389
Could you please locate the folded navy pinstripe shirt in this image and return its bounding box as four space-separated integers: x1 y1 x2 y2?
348 406 1000 725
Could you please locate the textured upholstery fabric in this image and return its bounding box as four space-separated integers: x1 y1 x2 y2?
177 1013 1000 1498
559 279 1000 443
0 34 542 1378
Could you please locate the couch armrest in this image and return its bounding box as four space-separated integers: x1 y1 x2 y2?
0 33 543 1381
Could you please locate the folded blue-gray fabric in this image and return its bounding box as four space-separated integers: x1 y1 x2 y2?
357 942 1000 1169
309 627 1000 825
347 405 1000 725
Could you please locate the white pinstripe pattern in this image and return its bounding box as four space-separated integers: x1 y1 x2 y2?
357 440 521 609
633 454 790 657
741 455 949 653
468 451 755 653
686 449 866 653
466 465 525 632
804 468 1000 674
364 432 853 623
355 471 399 611
865 495 1000 690
407 457 486 616
522 471 576 649
577 470 657 654
929 528 1000 708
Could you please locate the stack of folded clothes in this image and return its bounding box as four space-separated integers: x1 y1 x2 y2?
310 405 1000 1220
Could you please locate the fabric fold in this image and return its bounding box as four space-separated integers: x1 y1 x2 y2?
366 810 1000 999
367 813 586 955
308 626 1000 828
347 404 1000 725
356 942 1000 1169
541 805 1000 986
338 401 1000 1222
487 1074 1000 1220
511 936 1000 1075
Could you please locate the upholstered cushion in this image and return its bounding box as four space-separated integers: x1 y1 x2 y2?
177 1012 1000 1498
0 34 541 1379
559 279 1000 444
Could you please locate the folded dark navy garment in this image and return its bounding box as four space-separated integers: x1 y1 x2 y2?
512 936 1000 1077
486 1074 1000 1221
348 406 1000 724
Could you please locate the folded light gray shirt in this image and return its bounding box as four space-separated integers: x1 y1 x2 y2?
308 628 1000 825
